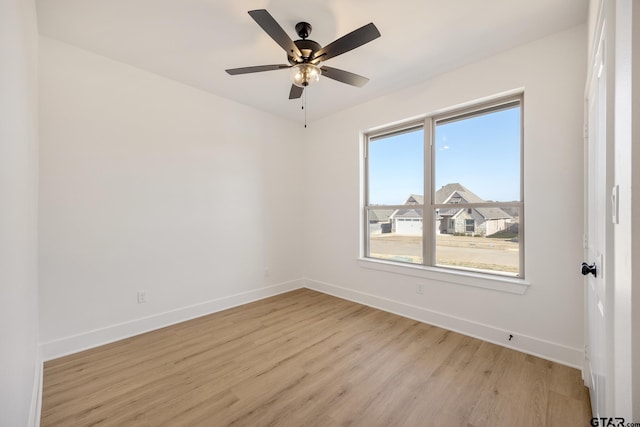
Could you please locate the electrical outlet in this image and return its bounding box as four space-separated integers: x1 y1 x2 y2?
137 290 147 304
416 283 424 295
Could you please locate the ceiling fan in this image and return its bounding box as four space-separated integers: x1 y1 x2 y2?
225 9 381 100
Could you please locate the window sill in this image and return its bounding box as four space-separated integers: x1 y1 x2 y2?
358 258 530 295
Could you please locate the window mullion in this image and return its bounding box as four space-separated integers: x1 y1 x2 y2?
423 117 434 267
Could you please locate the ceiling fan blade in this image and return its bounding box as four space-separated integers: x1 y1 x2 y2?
289 85 304 99
320 66 369 87
225 64 290 75
312 23 380 62
248 9 302 60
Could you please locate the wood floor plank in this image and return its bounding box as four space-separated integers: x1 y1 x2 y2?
41 289 591 426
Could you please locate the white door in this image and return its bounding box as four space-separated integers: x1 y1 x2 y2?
584 21 609 419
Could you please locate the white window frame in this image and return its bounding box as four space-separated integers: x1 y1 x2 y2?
361 93 527 294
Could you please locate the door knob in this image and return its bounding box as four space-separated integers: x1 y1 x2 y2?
581 262 597 277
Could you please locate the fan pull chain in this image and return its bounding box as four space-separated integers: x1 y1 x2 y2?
302 89 307 128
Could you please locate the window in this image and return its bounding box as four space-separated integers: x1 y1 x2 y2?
465 219 475 233
364 95 523 277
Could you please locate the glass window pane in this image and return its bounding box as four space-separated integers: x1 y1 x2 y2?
368 127 424 205
434 207 520 275
435 105 520 203
367 208 423 264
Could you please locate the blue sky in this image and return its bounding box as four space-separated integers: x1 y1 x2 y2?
368 106 520 205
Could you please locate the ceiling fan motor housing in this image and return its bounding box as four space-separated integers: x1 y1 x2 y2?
289 39 322 64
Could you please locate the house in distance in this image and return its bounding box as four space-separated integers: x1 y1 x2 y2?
371 183 515 237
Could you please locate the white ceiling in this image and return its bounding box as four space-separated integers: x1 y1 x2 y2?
36 0 589 122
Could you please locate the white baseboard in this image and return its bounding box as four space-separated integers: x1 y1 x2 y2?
41 280 304 361
28 349 43 427
39 277 583 369
304 279 583 369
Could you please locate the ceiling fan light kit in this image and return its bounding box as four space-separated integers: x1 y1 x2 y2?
291 63 321 87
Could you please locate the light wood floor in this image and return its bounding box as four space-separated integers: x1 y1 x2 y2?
42 289 591 426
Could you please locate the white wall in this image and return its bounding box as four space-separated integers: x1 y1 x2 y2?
303 26 587 367
38 38 305 359
0 0 40 425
